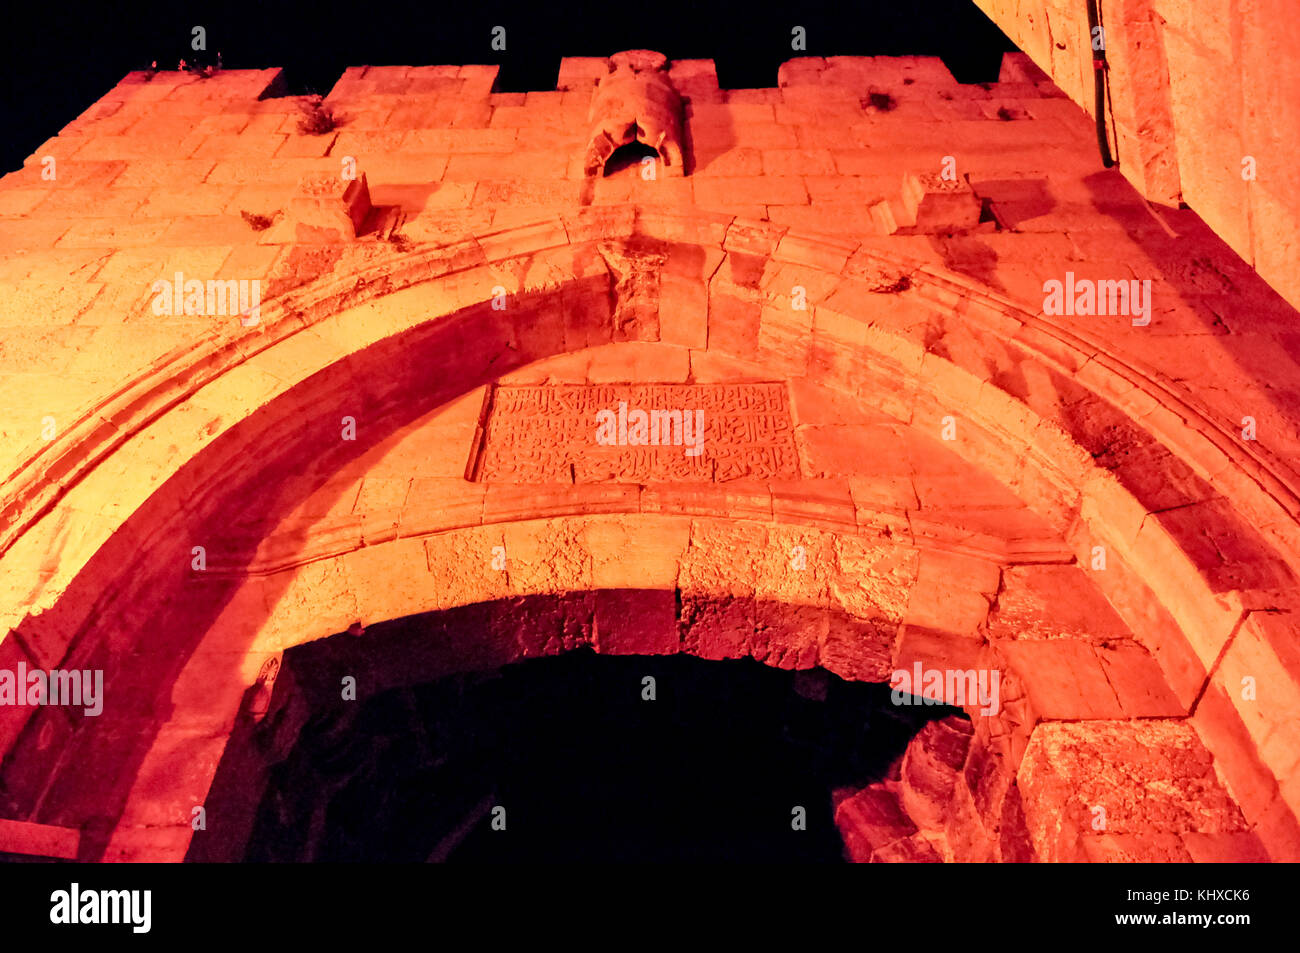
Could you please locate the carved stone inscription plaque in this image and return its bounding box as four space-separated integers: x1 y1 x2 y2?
472 383 800 483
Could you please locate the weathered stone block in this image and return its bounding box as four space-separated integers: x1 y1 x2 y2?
287 171 371 241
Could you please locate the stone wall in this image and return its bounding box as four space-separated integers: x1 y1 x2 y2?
973 0 1300 313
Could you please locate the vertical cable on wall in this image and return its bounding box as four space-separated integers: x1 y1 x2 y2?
1086 0 1117 167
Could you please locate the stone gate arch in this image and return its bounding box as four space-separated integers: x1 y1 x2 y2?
0 209 1296 863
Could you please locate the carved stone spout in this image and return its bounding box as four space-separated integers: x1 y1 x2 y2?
583 50 686 177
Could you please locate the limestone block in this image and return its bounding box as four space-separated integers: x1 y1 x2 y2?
903 172 983 233
287 171 371 241
1018 721 1248 863
593 588 678 655
899 716 974 831
0 817 80 860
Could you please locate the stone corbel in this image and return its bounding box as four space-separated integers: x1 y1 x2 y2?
287 171 372 241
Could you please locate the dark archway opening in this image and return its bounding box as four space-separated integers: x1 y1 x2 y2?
603 139 660 177
216 641 963 862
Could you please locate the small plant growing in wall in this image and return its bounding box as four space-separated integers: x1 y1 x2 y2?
869 273 913 294
178 57 218 79
296 95 338 135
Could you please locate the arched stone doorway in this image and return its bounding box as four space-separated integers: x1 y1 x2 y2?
188 596 979 863
0 210 1295 862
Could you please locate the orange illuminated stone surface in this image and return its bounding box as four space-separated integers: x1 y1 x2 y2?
0 46 1297 863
